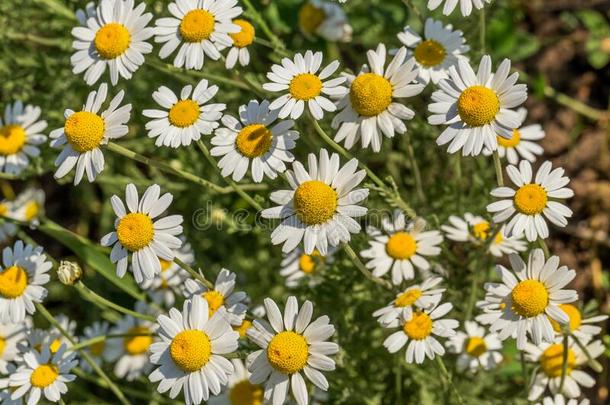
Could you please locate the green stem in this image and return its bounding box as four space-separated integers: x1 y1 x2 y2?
173 257 214 290
435 357 464 405
479 9 486 54
406 133 426 203
148 60 252 91
519 351 528 392
570 332 603 372
492 151 504 186
75 281 156 322
537 238 550 258
559 335 569 392
253 37 290 57
454 154 462 212
242 0 285 51
70 333 154 352
464 258 480 320
342 243 392 290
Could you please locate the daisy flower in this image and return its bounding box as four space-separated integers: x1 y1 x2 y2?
487 160 574 241
279 247 335 288
537 394 590 405
441 213 527 257
247 297 339 405
71 0 154 85
210 99 299 182
208 359 263 405
263 50 346 120
0 364 20 405
482 249 578 349
547 304 608 342
80 321 113 372
7 188 45 226
101 183 184 284
0 240 51 324
360 211 443 285
373 277 445 327
21 315 76 356
0 101 47 174
154 0 242 70
149 295 239 404
183 268 248 326
0 197 17 242
9 344 78 404
50 83 131 184
0 321 28 373
143 79 225 148
428 55 527 156
298 0 352 42
261 149 369 255
397 18 469 85
383 299 458 364
332 44 424 152
483 108 545 164
225 19 255 69
524 339 604 400
445 320 503 372
427 0 491 17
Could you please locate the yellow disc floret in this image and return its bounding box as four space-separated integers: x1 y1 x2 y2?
123 326 152 355
549 304 582 333
385 232 418 260
168 99 200 128
24 201 40 222
117 213 154 251
267 331 309 374
497 129 521 148
298 3 325 35
413 40 446 67
30 364 59 388
235 124 273 158
298 251 320 274
230 19 255 48
49 338 62 354
465 337 487 357
289 74 323 101
403 312 433 340
471 221 490 240
0 337 5 356
234 320 252 338
511 280 549 318
293 180 337 225
349 73 393 117
514 184 548 215
90 340 105 357
203 290 225 317
229 380 264 405
395 288 422 307
457 86 500 127
0 265 28 299
0 125 27 155
64 111 105 153
170 329 211 372
94 23 131 59
180 9 215 42
540 343 576 377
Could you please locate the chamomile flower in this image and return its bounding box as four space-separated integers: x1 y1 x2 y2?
247 297 339 405
524 339 604 400
487 160 574 241
482 249 578 349
537 394 590 405
225 19 255 69
332 44 424 152
9 344 77 404
149 295 239 404
279 247 336 288
0 321 28 373
210 100 299 182
208 359 263 405
360 211 443 285
80 322 113 372
483 108 545 164
428 55 527 156
427 0 491 17
8 188 45 226
298 0 352 42
154 0 242 70
101 183 184 284
0 241 51 324
0 365 19 405
373 277 445 327
143 80 225 147
547 304 608 342
441 213 526 257
50 83 132 184
397 18 469 85
261 149 369 255
383 299 458 364
446 321 503 372
0 101 47 175
263 51 347 120
183 268 248 326
0 197 17 242
71 0 154 85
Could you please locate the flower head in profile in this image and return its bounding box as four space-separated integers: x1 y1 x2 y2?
445 320 503 372
546 303 608 343
298 0 352 42
279 247 336 288
80 321 113 372
225 19 255 69
0 321 28 373
5 188 45 227
207 359 263 405
427 0 491 17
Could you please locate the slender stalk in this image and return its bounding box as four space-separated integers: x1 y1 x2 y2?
479 9 486 54
543 86 607 122
75 281 156 322
173 257 214 290
519 351 528 392
464 258 480 320
492 151 504 186
253 37 290 57
435 357 465 405
559 335 569 392
148 60 252 91
537 238 550 258
454 154 462 211
400 0 423 23
242 0 285 51
70 333 154 352
405 134 426 203
570 332 603 372
342 243 392 290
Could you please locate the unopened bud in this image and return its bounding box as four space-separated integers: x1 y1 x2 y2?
57 261 82 285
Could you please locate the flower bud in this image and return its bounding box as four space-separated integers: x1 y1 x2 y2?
57 260 82 285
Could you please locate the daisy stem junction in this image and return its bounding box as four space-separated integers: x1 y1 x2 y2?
173 256 215 290
434 356 465 405
75 281 156 322
342 243 392 290
537 238 550 258
492 151 504 186
570 332 604 372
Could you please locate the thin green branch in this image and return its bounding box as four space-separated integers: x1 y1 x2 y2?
343 243 392 290
75 281 156 322
492 151 504 186
435 356 465 405
173 257 214 290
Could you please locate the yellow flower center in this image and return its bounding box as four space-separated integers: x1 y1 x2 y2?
235 124 273 158
540 343 576 378
403 312 433 340
170 329 211 372
385 232 418 260
0 265 28 299
159 258 172 272
465 337 487 357
413 39 446 67
395 288 422 307
168 99 200 128
350 73 393 117
298 250 321 274
298 3 325 35
0 125 27 155
549 304 582 333
0 203 8 217
49 338 62 354
203 290 225 317
230 19 255 48
513 184 548 215
30 364 59 388
94 23 131 59
234 320 252 338
289 73 323 101
293 180 337 225
64 111 105 153
267 331 309 374
123 326 152 355
497 128 521 148
457 86 500 127
180 9 215 42
90 340 105 357
471 221 490 240
511 280 549 318
116 213 154 251
24 201 39 222
229 380 264 405
0 337 5 356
